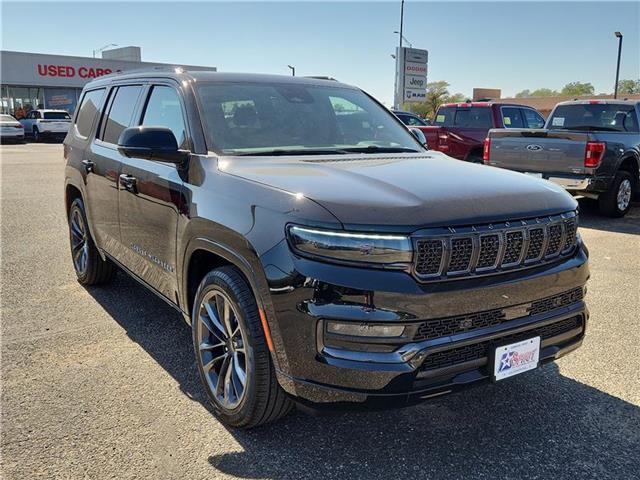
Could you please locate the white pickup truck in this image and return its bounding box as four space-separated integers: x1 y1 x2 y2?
19 109 71 142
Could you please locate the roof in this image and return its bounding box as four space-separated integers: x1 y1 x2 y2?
84 68 356 90
439 101 532 108
555 99 640 106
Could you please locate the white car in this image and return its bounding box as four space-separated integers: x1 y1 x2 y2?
19 109 71 142
0 114 25 142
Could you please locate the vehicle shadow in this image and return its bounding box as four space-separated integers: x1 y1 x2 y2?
578 198 640 235
86 273 640 479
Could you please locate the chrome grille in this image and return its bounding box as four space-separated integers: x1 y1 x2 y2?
413 212 578 281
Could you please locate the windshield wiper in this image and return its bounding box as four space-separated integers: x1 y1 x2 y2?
233 148 349 156
340 146 421 154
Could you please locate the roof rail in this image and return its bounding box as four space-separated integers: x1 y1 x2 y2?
305 76 338 81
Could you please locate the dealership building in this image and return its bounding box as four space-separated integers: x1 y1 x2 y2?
0 47 216 117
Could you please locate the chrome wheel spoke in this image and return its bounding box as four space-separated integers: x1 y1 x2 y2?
203 352 227 372
202 303 227 341
198 288 248 409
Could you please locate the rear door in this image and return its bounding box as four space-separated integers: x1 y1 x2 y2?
85 84 144 262
447 106 492 159
117 83 188 300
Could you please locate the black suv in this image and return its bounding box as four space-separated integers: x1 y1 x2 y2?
64 70 590 428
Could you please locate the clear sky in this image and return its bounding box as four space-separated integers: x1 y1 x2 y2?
1 1 638 104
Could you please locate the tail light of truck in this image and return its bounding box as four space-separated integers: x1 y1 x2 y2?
584 141 605 168
483 137 491 164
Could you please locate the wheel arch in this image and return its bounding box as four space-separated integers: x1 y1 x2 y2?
618 155 639 190
181 237 285 371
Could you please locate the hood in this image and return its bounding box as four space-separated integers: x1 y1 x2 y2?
221 152 577 230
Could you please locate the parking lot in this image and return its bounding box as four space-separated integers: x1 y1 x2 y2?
1 142 639 479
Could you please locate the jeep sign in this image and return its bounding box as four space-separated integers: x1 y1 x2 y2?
394 47 428 107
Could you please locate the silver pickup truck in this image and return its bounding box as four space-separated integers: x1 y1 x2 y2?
484 100 640 217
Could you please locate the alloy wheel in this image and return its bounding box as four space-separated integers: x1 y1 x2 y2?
70 208 89 274
617 178 632 211
196 289 248 410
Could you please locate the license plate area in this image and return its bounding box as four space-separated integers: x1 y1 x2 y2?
492 336 540 381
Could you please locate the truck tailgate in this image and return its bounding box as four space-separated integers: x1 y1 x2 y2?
487 129 589 175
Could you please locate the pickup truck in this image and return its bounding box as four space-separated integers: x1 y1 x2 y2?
485 100 640 217
415 102 546 163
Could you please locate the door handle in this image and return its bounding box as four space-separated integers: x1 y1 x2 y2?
119 173 138 194
81 159 94 173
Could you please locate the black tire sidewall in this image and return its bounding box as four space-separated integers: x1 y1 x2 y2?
601 171 633 217
33 127 40 142
68 198 97 283
191 268 264 426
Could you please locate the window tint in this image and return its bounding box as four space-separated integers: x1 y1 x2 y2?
398 113 426 126
102 86 142 144
433 107 455 126
141 86 187 148
502 107 525 128
44 112 71 120
454 107 492 128
75 89 105 138
522 109 545 128
549 103 639 132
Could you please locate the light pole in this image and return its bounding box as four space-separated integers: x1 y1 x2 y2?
287 65 295 76
393 31 412 48
614 31 623 99
93 43 118 58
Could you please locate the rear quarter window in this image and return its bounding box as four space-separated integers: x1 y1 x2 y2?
74 89 105 138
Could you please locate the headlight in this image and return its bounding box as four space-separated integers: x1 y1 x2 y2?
287 225 412 266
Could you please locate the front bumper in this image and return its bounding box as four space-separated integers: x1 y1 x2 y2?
262 240 590 406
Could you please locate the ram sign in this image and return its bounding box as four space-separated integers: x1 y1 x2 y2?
394 47 428 107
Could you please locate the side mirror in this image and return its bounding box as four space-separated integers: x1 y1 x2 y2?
409 127 428 148
117 126 189 163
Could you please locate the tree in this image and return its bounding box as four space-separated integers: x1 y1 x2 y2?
617 79 640 95
515 89 531 98
560 82 594 96
530 88 559 97
403 81 466 120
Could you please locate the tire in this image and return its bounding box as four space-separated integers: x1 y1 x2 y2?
68 198 117 285
192 266 293 428
467 153 483 164
33 127 40 142
598 171 633 218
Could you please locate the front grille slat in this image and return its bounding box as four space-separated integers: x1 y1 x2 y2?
414 213 578 281
420 315 583 372
413 286 584 341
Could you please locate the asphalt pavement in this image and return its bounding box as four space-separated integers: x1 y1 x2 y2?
1 143 639 479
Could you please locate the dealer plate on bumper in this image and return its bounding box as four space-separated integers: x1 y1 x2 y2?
493 336 540 381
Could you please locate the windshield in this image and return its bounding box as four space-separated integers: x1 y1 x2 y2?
196 82 423 155
44 112 71 120
1 114 17 122
548 104 639 132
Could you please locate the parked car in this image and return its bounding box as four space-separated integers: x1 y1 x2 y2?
20 109 71 142
0 114 25 142
415 102 546 163
64 70 589 428
485 100 640 217
392 109 430 127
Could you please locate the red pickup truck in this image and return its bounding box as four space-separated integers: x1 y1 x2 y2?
415 102 546 163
